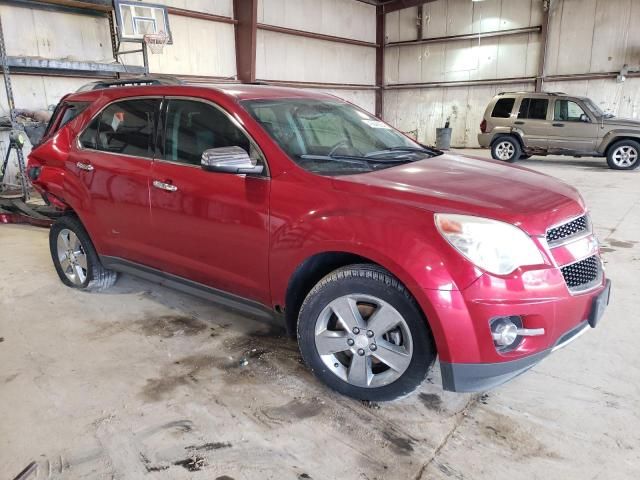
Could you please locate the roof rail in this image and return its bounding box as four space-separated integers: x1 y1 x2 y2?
76 75 183 92
498 91 568 96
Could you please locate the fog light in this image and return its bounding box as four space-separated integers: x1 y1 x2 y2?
492 320 519 346
489 315 524 351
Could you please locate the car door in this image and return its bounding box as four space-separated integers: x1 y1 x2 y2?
513 97 551 150
547 98 599 153
70 97 159 265
148 97 271 305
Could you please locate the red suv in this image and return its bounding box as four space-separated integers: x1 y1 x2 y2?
28 78 611 401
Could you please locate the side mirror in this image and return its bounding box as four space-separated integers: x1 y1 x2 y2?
201 146 264 175
580 113 590 123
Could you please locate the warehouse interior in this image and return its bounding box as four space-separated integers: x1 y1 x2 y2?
1 0 639 479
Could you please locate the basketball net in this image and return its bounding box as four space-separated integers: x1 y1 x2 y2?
143 31 169 54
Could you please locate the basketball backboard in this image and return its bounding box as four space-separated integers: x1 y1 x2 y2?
113 0 172 44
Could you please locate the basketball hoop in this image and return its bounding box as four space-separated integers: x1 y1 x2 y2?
143 31 169 54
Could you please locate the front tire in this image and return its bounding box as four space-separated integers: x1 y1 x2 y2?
607 140 640 170
491 136 521 162
49 215 118 291
297 265 436 401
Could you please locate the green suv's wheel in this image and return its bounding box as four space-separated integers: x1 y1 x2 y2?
607 140 640 170
491 136 521 162
297 264 436 401
49 215 118 291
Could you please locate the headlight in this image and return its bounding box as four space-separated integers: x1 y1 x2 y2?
435 214 544 275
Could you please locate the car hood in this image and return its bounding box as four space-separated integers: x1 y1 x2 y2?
331 153 585 236
601 117 640 128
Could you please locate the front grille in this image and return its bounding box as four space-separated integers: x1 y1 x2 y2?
546 215 589 245
561 255 600 291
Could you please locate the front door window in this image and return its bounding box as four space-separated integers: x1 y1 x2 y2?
554 100 589 122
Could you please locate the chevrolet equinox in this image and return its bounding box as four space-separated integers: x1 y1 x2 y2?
27 78 611 401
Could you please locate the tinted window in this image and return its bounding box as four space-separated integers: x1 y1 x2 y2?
554 100 588 122
491 98 515 118
517 98 548 120
58 102 89 129
79 99 159 158
43 101 89 142
163 99 261 166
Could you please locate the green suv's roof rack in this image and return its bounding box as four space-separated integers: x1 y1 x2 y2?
497 91 567 96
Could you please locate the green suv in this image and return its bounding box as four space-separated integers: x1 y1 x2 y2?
478 91 640 170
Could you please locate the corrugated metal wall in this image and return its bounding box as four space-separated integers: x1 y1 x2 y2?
383 0 640 147
0 0 377 178
256 0 376 111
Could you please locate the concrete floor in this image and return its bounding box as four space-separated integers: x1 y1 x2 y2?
1 151 639 480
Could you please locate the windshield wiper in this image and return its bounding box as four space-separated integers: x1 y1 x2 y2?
300 154 413 165
365 145 440 158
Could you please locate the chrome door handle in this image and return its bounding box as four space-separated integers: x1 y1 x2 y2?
76 162 94 171
152 180 178 192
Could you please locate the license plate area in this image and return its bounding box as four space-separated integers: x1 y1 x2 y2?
588 279 611 328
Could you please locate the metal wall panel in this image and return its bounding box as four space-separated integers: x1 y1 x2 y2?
138 0 233 17
256 30 375 84
0 5 112 62
146 16 236 77
258 0 376 43
385 32 538 85
546 0 597 76
383 82 534 147
312 88 376 113
545 78 640 120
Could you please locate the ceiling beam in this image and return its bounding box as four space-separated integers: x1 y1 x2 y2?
355 1 437 13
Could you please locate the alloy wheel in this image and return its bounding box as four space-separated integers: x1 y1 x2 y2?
56 228 88 286
314 294 413 388
611 145 638 168
495 141 515 160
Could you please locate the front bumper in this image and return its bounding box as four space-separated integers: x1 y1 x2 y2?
440 279 611 392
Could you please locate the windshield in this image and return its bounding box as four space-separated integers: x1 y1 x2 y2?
582 98 609 117
241 98 439 175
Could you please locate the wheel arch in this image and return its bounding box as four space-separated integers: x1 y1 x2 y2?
491 132 525 150
603 135 640 157
282 251 433 342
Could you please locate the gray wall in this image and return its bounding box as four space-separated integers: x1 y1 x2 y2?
383 0 640 147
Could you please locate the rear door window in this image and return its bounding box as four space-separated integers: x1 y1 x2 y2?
79 99 160 158
517 98 549 120
491 98 515 118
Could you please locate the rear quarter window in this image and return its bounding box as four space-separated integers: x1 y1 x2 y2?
43 101 90 139
491 98 516 118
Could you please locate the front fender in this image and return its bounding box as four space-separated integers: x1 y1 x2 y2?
597 130 640 153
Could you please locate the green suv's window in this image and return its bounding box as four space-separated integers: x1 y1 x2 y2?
491 98 515 118
554 100 589 122
517 98 548 120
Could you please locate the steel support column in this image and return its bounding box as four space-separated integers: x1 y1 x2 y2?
233 0 258 83
535 0 550 92
375 5 385 118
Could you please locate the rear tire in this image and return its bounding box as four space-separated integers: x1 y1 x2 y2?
606 140 640 170
297 264 436 401
49 215 118 291
491 136 521 163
